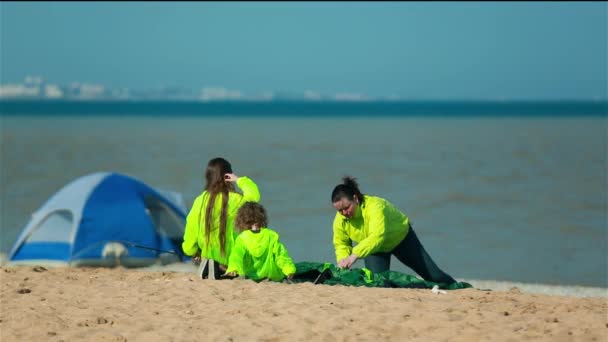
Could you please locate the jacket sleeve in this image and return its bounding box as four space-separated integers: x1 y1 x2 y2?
182 195 203 256
275 241 296 276
225 236 247 275
332 214 352 262
236 176 261 203
352 201 387 258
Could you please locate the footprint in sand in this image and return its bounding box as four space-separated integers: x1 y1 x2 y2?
32 266 47 272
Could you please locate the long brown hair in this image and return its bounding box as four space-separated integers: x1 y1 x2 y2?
201 157 235 256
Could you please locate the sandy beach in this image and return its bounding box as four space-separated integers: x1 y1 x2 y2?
1 265 606 342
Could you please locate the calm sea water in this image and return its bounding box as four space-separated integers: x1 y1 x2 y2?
1 102 606 287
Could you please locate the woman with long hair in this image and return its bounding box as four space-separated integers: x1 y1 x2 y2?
182 157 260 276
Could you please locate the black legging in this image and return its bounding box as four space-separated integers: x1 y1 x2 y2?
364 226 457 284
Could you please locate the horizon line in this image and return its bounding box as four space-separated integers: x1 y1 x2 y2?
1 98 607 103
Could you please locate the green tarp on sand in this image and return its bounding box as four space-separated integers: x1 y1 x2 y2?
292 262 473 290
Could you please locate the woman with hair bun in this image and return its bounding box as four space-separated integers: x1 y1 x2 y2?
331 176 457 284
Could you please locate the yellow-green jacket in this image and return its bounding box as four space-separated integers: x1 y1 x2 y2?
226 228 296 282
333 195 410 262
182 177 260 265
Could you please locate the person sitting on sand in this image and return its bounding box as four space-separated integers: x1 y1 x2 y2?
182 157 260 277
331 176 457 285
225 202 296 282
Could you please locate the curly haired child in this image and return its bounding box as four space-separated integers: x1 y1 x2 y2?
225 202 296 282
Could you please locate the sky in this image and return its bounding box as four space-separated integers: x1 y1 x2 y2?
1 2 606 100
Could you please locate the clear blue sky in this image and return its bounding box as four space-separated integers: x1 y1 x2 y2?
1 2 606 100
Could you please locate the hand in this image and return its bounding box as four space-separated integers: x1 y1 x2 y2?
339 254 358 269
192 251 201 265
283 274 295 284
224 173 239 182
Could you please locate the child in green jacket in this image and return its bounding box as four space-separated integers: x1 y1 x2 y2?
225 202 296 282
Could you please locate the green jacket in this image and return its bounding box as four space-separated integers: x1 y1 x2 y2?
182 176 260 265
226 228 296 282
333 195 410 262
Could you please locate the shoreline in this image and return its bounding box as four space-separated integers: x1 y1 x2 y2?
2 257 607 298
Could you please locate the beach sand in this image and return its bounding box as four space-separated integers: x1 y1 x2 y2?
1 265 606 342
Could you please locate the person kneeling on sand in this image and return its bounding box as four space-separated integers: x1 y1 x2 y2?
225 202 296 282
331 176 458 285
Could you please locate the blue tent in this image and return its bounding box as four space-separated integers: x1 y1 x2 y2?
8 172 188 267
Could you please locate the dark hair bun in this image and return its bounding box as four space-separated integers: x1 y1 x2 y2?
342 176 359 189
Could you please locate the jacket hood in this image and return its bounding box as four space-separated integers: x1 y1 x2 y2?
244 228 277 258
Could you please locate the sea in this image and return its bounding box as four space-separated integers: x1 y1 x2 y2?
1 100 606 294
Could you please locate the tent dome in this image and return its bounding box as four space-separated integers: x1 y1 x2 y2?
8 172 188 267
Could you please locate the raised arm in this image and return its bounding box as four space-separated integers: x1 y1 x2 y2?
225 173 261 204
236 176 260 202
